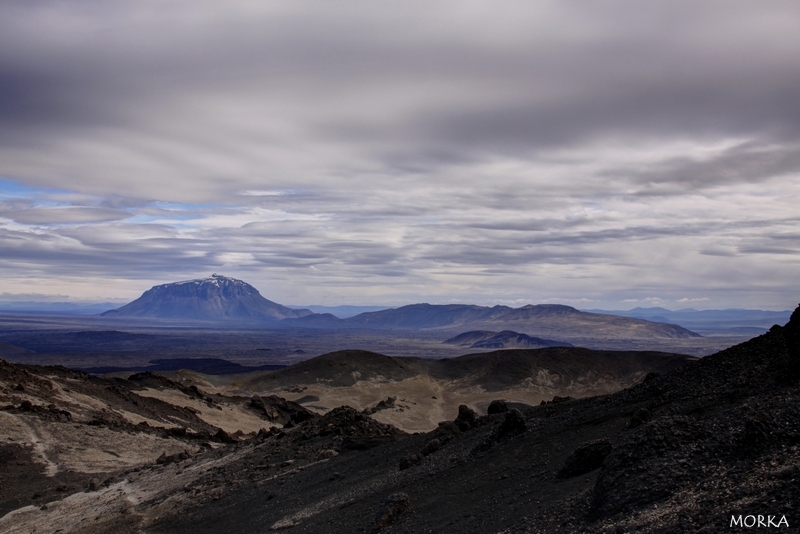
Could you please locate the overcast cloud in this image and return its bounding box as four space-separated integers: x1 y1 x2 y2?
0 1 798 309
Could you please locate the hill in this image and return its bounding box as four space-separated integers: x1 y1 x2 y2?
101 274 312 321
443 330 573 349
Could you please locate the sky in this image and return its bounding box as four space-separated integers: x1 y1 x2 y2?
0 1 798 310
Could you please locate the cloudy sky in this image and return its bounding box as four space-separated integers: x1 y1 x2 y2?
1 1 798 310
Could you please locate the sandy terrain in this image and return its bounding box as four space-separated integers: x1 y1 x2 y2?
241 370 651 433
135 388 276 435
0 411 194 475
183 348 686 433
0 445 255 534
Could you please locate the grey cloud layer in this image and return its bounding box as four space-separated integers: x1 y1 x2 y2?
0 1 798 308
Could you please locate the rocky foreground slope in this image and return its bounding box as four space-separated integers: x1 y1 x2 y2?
0 307 798 533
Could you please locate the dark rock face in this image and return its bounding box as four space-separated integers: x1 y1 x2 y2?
373 493 410 530
249 395 315 426
454 404 480 431
487 400 509 414
365 396 396 414
785 305 800 377
627 407 651 428
398 454 420 470
297 406 404 449
156 450 190 465
214 429 238 444
590 416 708 517
737 411 774 457
420 438 441 456
495 408 527 439
101 274 312 321
558 438 613 478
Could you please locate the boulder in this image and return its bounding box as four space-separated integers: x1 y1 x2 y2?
374 493 410 530
558 438 613 478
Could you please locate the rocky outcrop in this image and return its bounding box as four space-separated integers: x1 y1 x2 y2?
373 493 410 530
558 438 613 477
248 394 316 426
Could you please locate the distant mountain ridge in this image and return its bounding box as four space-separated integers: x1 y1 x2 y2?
97 275 700 343
585 307 792 334
342 303 585 329
0 301 119 315
101 274 313 321
287 305 390 318
317 303 701 340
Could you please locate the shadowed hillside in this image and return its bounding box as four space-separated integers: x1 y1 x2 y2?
444 330 573 349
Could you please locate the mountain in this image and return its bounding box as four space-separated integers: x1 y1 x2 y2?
443 330 573 349
586 306 792 335
101 274 313 321
342 303 700 340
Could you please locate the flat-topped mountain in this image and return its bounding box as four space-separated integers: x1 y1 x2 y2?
338 303 700 340
101 274 312 321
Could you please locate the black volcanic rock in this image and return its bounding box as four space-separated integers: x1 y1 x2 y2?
454 404 480 431
373 493 410 530
558 438 613 477
486 400 509 414
248 394 316 426
784 304 800 377
101 274 313 321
